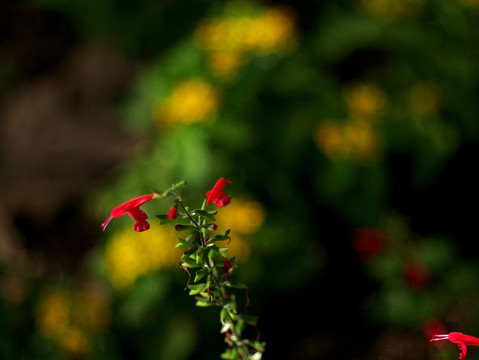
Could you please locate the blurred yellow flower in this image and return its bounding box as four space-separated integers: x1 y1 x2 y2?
35 288 110 357
154 79 220 126
345 83 387 120
195 3 295 77
246 7 296 56
408 82 440 116
104 225 182 290
314 120 382 162
208 51 245 78
460 0 479 9
214 199 265 262
314 121 345 159
359 0 424 19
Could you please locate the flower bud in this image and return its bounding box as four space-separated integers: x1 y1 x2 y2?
168 205 178 220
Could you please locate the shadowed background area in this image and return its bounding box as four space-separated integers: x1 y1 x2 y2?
1 0 479 359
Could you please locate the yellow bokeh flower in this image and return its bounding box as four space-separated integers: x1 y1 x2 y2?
195 3 296 77
314 120 382 162
154 79 220 126
104 225 182 290
35 287 110 357
36 291 71 338
461 0 479 9
208 51 245 78
58 326 90 357
314 121 345 160
214 199 265 262
343 121 382 162
358 0 424 19
345 83 387 120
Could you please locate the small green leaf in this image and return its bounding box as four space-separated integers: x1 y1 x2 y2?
218 248 228 257
175 242 191 249
209 229 231 242
194 268 208 282
190 209 216 221
175 224 194 231
208 247 219 259
188 283 208 295
226 281 248 290
195 248 204 264
195 298 213 307
181 256 201 268
220 307 228 325
175 238 191 248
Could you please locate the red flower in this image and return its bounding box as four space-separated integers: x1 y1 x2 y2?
404 260 431 289
206 177 232 207
222 258 232 278
168 205 178 220
351 227 386 262
430 332 479 359
102 194 155 232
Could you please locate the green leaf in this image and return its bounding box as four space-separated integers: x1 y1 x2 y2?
218 248 228 257
220 307 228 325
175 242 191 249
174 224 194 231
195 298 213 307
188 283 208 295
190 209 216 221
175 238 191 248
194 268 208 282
209 229 231 242
180 256 201 268
195 248 205 264
186 232 199 243
226 281 248 290
208 247 219 259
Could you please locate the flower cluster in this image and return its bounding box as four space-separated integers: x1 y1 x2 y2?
154 78 220 127
195 2 296 78
314 83 386 163
35 287 110 357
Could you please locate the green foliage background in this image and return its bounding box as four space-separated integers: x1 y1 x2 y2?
1 0 479 359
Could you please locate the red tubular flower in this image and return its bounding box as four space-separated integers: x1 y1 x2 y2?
102 194 156 232
222 257 232 278
168 205 178 220
430 332 479 359
206 177 232 207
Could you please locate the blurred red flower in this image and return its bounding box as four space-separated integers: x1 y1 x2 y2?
351 227 386 261
102 194 155 232
404 259 431 289
222 257 232 278
430 332 479 359
206 177 232 207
